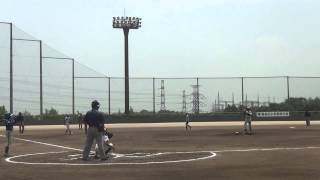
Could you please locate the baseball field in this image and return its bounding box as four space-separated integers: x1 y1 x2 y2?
1 121 320 180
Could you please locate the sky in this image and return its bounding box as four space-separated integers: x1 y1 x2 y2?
1 0 320 78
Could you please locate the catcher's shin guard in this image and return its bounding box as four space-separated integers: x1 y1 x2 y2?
105 147 112 154
4 146 9 155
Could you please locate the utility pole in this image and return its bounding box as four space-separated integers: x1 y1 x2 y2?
182 90 187 113
286 76 290 102
160 80 166 111
232 92 235 105
191 85 200 114
241 77 244 107
153 77 155 115
217 91 220 111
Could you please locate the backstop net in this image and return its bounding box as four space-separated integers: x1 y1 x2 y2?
1 22 320 119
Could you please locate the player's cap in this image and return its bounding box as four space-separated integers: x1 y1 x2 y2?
91 100 100 109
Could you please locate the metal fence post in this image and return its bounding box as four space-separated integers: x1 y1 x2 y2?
241 77 244 106
9 23 13 113
287 76 290 102
39 40 43 120
153 77 155 115
108 77 111 115
72 59 75 119
197 77 199 115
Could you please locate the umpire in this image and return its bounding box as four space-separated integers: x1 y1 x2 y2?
82 100 107 161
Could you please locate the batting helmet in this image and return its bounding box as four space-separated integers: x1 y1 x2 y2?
91 100 100 110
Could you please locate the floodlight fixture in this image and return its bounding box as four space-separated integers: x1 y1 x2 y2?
113 16 142 29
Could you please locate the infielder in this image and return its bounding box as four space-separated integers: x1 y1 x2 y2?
82 100 107 161
304 110 311 127
64 115 72 135
244 107 253 135
185 113 191 131
78 112 83 130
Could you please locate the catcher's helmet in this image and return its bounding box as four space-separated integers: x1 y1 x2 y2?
91 100 100 110
105 131 113 139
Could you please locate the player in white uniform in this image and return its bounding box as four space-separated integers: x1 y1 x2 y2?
4 113 15 157
185 113 191 131
244 107 253 135
64 115 72 135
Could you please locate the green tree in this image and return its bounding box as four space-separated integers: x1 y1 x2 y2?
261 97 320 111
45 107 59 116
129 106 134 114
0 105 7 117
224 104 238 112
23 110 32 116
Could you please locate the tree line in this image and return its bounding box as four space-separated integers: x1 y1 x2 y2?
1 97 320 118
224 97 320 112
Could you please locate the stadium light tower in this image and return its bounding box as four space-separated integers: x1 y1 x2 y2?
113 16 142 115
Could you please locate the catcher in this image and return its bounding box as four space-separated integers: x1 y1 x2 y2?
94 129 115 159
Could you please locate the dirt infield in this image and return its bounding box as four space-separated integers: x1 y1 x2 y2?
1 122 320 180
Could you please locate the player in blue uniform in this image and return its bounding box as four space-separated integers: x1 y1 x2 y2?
3 112 16 157
82 100 107 161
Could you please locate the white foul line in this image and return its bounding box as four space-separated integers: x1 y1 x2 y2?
0 134 82 152
214 146 320 153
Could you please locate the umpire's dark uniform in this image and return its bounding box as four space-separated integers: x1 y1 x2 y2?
82 100 107 160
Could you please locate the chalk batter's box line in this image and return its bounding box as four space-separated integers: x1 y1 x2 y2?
0 135 216 165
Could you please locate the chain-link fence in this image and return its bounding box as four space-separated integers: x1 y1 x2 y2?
103 76 319 114
1 22 320 120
